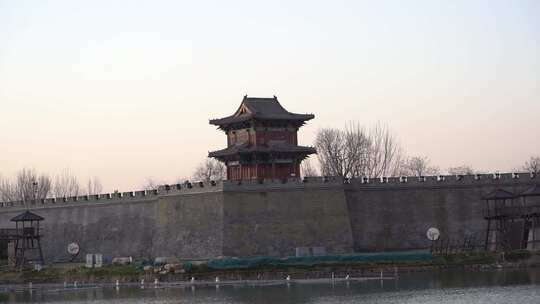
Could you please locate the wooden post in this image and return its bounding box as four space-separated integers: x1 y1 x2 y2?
485 219 491 250
531 217 536 250
38 237 44 265
239 163 243 180
254 154 258 179
521 219 527 249
292 158 297 178
271 156 276 180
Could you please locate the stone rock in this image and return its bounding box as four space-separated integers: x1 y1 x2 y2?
112 257 132 265
143 265 153 271
154 257 180 265
164 263 183 273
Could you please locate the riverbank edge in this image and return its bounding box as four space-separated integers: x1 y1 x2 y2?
1 254 540 285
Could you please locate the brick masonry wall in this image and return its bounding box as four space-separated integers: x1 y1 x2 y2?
0 174 537 260
345 174 538 251
222 183 354 256
0 189 223 261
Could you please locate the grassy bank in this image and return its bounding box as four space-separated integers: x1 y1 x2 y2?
0 250 538 284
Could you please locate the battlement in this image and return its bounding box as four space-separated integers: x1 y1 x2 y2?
346 172 538 189
0 180 224 211
220 172 538 190
1 172 537 211
221 176 344 192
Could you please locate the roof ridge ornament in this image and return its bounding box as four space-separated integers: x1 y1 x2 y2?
209 96 314 130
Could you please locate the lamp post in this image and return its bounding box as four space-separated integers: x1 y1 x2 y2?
32 180 38 205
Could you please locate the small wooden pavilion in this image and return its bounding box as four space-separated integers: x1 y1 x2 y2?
483 189 517 251
484 185 540 251
11 210 45 267
520 184 540 250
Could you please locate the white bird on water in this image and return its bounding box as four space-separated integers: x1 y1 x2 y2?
286 275 291 281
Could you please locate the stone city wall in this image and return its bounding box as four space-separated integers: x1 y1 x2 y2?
345 172 538 251
0 182 224 261
222 177 353 257
0 173 537 261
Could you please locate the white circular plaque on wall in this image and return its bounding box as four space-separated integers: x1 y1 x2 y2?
426 227 440 241
67 242 80 256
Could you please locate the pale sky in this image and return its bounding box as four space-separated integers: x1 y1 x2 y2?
1 0 539 192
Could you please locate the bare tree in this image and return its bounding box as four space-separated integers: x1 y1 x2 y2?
0 168 52 204
86 176 103 195
523 156 540 173
344 123 371 177
141 176 189 191
401 156 440 177
314 122 403 178
52 168 80 198
362 123 403 178
19 169 52 202
315 128 348 176
174 177 191 184
300 158 319 177
447 165 475 175
192 159 226 182
0 175 15 202
142 177 163 190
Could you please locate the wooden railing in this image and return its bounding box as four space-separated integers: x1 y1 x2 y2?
483 205 540 218
0 228 39 240
430 236 480 255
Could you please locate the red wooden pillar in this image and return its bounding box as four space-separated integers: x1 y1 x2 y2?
254 153 258 179
271 156 276 180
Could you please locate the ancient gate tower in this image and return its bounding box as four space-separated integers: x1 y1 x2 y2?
209 96 316 180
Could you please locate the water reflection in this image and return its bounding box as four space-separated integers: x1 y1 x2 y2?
0 269 539 303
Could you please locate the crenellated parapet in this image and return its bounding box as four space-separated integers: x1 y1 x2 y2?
0 172 537 211
0 180 224 212
346 172 538 190
222 176 344 192
220 172 538 191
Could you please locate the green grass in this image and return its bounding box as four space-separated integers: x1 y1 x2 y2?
19 267 63 281
435 250 537 265
0 264 144 283
1 250 536 283
188 259 434 274
435 252 497 265
66 264 141 277
504 250 532 262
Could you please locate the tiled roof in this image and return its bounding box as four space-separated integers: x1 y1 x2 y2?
11 210 44 222
483 189 515 200
209 96 314 126
521 184 540 197
209 143 316 158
